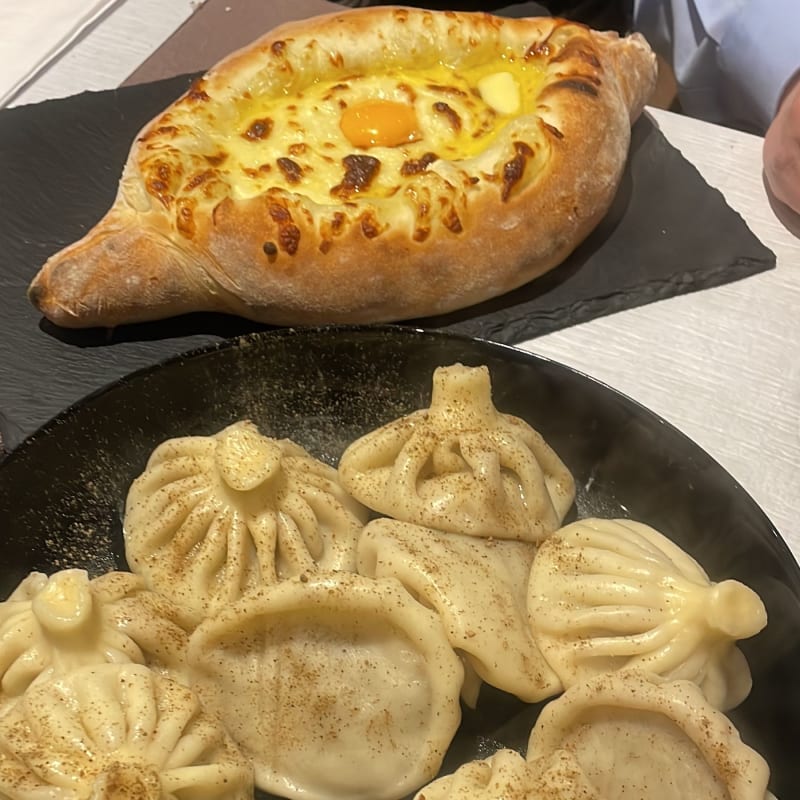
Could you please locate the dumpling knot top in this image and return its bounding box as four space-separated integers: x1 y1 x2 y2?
527 518 768 709
338 363 575 541
123 420 369 625
0 569 190 704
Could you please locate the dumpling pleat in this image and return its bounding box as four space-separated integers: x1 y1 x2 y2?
553 604 663 634
134 454 215 500
528 518 766 709
168 495 224 564
553 573 667 608
127 481 214 562
120 667 161 746
0 617 37 684
192 507 249 608
161 762 253 795
276 493 325 573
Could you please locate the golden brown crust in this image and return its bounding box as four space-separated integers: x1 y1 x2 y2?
27 7 657 328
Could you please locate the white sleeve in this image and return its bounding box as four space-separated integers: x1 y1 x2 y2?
633 0 800 131
717 0 800 128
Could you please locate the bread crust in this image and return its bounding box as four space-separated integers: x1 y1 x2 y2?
28 7 657 328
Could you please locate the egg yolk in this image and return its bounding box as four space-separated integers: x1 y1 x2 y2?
340 100 421 148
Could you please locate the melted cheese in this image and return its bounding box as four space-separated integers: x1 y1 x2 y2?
151 55 547 207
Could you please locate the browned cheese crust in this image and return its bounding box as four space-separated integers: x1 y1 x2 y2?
28 6 657 328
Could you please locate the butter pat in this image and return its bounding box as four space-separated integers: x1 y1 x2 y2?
477 71 521 114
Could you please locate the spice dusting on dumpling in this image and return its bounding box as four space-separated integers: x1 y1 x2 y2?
339 363 575 541
414 670 772 800
358 517 562 705
186 571 464 800
0 568 190 705
0 361 778 800
124 420 369 625
528 518 767 709
0 663 253 799
526 670 771 800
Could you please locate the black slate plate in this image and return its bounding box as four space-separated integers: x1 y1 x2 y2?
0 70 776 450
0 325 797 798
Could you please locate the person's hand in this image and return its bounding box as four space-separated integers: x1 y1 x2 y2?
763 72 800 215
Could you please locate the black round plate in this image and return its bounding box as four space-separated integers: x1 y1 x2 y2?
1 325 798 797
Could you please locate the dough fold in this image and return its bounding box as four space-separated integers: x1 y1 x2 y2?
0 663 253 799
124 420 368 624
358 517 561 704
339 364 575 542
186 571 464 800
527 518 766 709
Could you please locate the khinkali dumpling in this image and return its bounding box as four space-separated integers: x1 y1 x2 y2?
0 569 190 705
526 670 772 800
414 749 537 800
124 420 369 624
338 364 575 542
186 571 464 800
413 748 601 800
358 517 561 704
527 518 767 709
0 662 253 799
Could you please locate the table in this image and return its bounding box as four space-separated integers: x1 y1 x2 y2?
8 0 800 556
